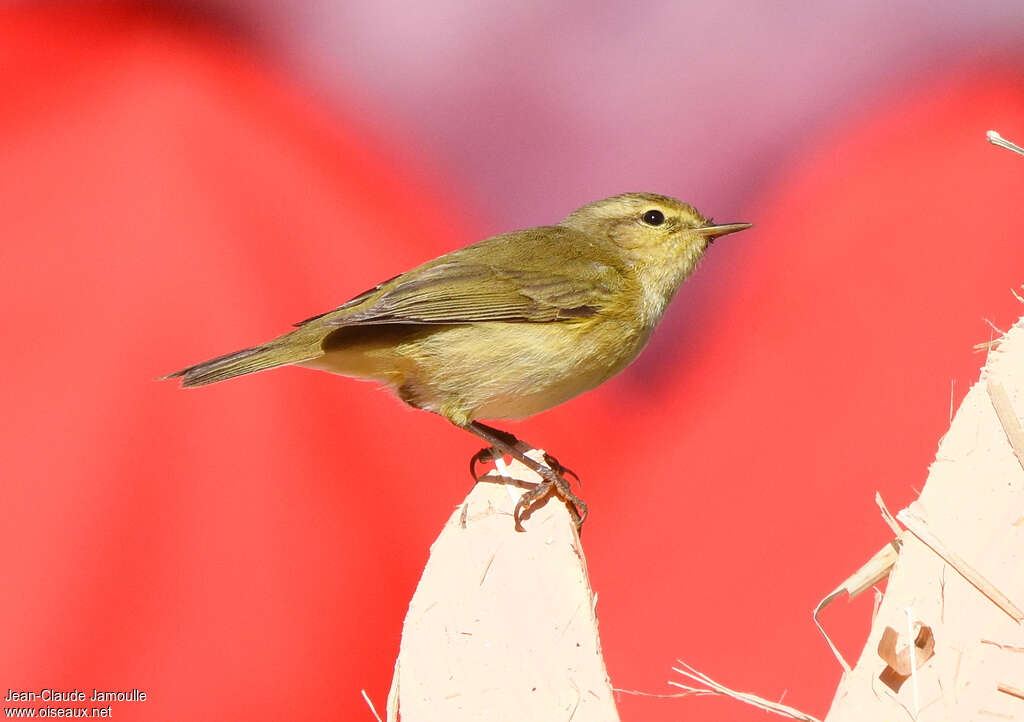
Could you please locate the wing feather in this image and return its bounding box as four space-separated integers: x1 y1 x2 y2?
299 226 629 328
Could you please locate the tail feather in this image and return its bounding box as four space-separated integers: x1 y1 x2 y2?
163 340 320 387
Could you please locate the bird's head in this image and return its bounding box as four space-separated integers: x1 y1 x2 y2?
561 192 750 267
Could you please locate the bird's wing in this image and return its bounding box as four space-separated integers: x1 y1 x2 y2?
297 226 628 327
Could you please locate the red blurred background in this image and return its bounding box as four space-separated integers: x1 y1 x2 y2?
2 4 1023 720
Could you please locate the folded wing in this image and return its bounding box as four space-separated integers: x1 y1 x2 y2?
299 226 628 327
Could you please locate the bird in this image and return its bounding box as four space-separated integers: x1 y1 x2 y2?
164 192 751 530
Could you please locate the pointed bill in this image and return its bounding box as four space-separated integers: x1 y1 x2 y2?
697 222 753 239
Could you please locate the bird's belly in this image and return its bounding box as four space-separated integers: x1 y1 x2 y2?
396 320 647 423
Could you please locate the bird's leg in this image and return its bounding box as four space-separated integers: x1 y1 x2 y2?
468 429 580 486
468 425 522 482
462 421 587 532
538 452 581 487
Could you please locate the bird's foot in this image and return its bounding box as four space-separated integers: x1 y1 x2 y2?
467 445 586 532
470 446 578 486
463 421 588 533
512 471 587 532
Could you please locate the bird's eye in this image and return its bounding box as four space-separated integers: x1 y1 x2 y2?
642 209 665 226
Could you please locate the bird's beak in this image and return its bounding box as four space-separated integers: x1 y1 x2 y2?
697 222 753 240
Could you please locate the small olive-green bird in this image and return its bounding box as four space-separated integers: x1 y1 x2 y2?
165 192 750 529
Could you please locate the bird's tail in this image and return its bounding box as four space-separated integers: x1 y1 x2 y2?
162 335 321 388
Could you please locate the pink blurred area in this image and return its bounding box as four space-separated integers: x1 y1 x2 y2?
2 3 1023 721
184 0 1024 223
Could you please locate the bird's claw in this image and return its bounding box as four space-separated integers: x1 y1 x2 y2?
464 424 587 533
469 445 502 481
512 474 587 532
